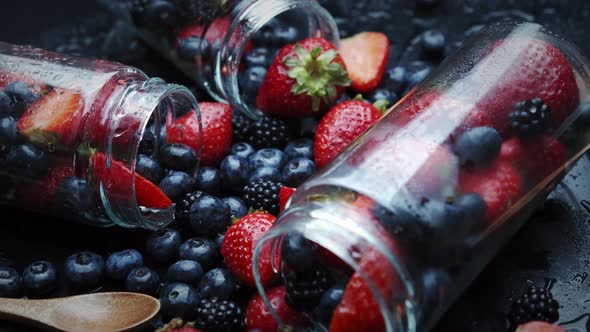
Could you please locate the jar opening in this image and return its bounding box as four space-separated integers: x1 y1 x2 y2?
252 194 418 332
96 78 201 230
216 0 339 119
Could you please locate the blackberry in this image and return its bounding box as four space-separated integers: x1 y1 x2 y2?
508 284 559 327
285 267 331 311
508 98 551 137
194 298 245 332
242 179 281 215
246 115 288 149
232 112 253 143
175 191 204 223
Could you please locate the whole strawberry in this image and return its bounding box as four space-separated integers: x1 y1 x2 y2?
245 286 303 332
474 38 579 135
167 102 232 167
459 160 522 224
256 37 351 117
314 98 387 168
220 212 277 288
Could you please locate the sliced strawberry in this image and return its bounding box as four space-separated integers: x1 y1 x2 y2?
330 246 403 332
245 286 304 332
17 89 85 149
91 152 172 209
221 212 277 288
339 32 390 93
459 160 523 224
314 99 384 168
167 102 231 167
499 135 567 183
279 186 296 213
474 38 579 135
516 321 566 332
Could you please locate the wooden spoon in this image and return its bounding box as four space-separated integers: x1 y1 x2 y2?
0 292 160 332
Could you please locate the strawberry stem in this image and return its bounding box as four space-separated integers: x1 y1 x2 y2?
285 45 351 112
373 99 390 113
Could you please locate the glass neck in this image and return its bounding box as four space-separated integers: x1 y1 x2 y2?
94 77 200 229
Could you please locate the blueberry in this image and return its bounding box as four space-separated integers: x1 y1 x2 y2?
405 61 433 92
189 195 231 236
244 47 271 68
125 266 160 296
136 154 163 184
382 66 407 95
5 81 38 105
282 158 316 187
240 66 267 99
159 143 197 172
179 238 219 271
422 268 451 308
139 129 157 155
5 143 49 179
274 26 299 45
199 268 235 300
195 166 221 195
454 193 487 231
371 205 424 248
220 154 251 194
167 260 204 284
159 282 200 320
0 267 20 297
159 171 195 202
221 196 248 219
454 127 501 168
214 233 225 249
177 37 202 61
105 249 144 280
0 91 12 116
231 142 255 159
316 285 344 324
143 0 177 26
366 88 399 107
64 251 104 290
249 166 282 183
54 177 94 216
252 18 279 47
573 101 590 130
284 138 314 161
146 228 182 264
281 232 318 273
421 29 446 57
248 148 287 170
22 261 57 295
0 117 16 146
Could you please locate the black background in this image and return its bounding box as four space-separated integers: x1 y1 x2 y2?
2 1 590 331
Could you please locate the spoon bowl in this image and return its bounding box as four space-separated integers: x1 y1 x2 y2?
0 292 160 332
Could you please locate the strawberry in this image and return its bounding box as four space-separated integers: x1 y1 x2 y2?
459 160 522 224
245 286 303 332
500 136 567 183
279 186 296 213
90 152 172 209
339 32 390 93
221 212 277 288
16 162 73 210
167 102 232 166
330 247 403 332
17 88 85 149
516 321 566 332
474 38 579 135
256 37 351 117
314 98 387 168
175 16 252 54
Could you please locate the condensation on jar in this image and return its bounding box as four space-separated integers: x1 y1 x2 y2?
0 42 202 230
103 0 339 118
251 22 590 332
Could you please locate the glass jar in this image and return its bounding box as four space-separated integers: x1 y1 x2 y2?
0 42 202 230
252 22 590 332
100 0 339 118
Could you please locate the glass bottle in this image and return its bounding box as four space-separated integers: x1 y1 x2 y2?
252 21 590 332
0 42 202 230
100 0 339 118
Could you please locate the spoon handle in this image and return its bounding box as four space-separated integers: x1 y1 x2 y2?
0 298 54 327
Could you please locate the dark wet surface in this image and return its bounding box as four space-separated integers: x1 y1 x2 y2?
1 0 590 331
